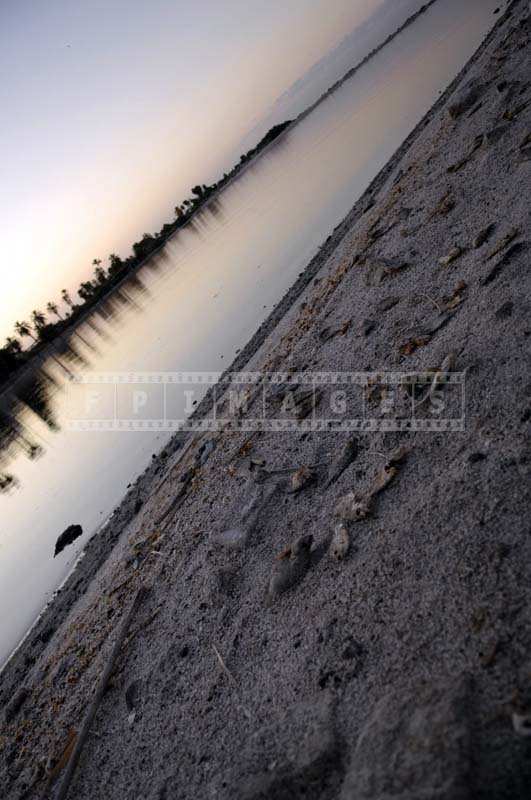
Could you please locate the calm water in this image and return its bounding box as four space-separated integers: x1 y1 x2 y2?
0 0 506 666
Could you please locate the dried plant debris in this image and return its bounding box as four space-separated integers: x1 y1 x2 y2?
473 224 496 248
329 522 350 560
439 246 464 267
334 447 409 522
403 353 457 404
399 334 432 357
266 534 313 604
486 227 520 260
429 190 455 219
325 436 359 488
444 280 468 310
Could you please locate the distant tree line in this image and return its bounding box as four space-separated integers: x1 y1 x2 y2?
0 120 292 387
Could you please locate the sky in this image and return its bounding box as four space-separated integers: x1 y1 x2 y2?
0 0 390 339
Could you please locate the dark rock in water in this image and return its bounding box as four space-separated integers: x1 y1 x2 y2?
54 524 83 557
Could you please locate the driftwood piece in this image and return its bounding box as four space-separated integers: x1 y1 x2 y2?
55 586 148 800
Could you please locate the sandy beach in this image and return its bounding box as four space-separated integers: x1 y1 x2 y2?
1 2 530 797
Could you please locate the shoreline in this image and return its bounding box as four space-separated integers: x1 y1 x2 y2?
2 1 529 797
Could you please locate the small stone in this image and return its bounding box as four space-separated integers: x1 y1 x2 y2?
54 524 83 557
127 711 136 726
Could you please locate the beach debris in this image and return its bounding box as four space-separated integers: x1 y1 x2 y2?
334 447 409 522
334 492 373 522
266 534 313 604
399 333 432 356
54 524 83 558
429 190 455 219
289 465 316 493
403 353 457 405
473 224 496 248
512 712 531 737
325 436 359 488
482 241 528 285
439 246 463 267
486 227 520 260
329 522 350 560
55 586 149 800
444 280 468 310
449 79 485 119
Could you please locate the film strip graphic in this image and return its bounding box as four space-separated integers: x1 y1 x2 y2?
66 370 466 433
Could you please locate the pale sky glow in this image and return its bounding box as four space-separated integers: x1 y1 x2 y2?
0 0 390 338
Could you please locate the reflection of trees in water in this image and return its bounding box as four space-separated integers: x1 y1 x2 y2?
0 264 154 492
0 363 60 492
